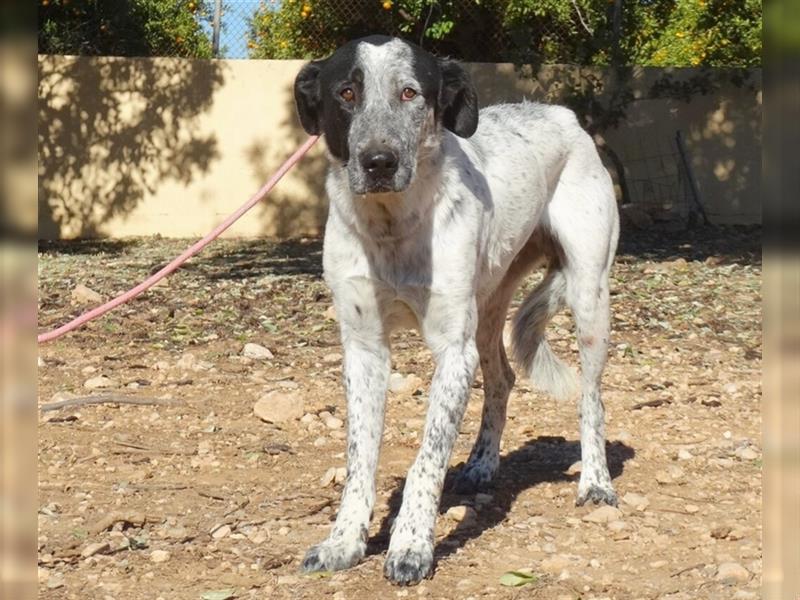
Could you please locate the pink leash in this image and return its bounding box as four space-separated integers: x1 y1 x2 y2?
38 135 321 344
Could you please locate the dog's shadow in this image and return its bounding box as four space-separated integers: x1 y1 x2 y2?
366 436 635 563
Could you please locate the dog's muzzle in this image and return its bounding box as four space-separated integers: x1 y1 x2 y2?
359 146 399 193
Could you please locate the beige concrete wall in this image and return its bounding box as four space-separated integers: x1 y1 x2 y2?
38 56 761 239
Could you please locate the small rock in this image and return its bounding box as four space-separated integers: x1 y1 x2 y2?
150 550 171 563
677 448 693 460
277 575 298 585
81 541 111 558
736 447 758 461
243 343 273 360
46 575 65 590
649 560 668 568
388 373 423 395
72 284 103 304
582 505 623 524
716 562 750 584
211 525 231 539
684 504 700 514
300 413 316 425
446 505 477 523
334 467 347 484
313 436 327 447
153 360 170 371
324 416 344 430
253 391 304 423
540 554 571 574
607 520 628 532
566 461 582 475
324 306 337 321
320 467 337 487
621 492 650 511
322 352 342 365
84 375 116 390
176 353 196 370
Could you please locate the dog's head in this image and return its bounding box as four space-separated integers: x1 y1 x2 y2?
294 35 478 195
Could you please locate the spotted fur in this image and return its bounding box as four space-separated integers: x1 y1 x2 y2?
295 36 619 585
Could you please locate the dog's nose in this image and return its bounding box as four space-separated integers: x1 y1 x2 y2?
360 149 399 178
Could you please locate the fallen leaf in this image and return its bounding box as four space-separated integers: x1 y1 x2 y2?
201 590 236 600
499 570 537 587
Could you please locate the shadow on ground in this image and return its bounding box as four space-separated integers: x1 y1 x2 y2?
366 436 635 565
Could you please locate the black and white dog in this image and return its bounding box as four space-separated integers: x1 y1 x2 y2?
293 35 619 585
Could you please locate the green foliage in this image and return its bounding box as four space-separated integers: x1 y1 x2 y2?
38 0 214 58
248 0 761 67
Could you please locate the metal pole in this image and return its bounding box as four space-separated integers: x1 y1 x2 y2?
212 0 222 58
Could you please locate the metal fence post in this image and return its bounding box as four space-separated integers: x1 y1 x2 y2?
212 0 222 58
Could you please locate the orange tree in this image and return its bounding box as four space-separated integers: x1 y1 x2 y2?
248 0 761 67
38 0 214 57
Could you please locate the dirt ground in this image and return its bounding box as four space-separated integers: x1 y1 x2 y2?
37 226 762 600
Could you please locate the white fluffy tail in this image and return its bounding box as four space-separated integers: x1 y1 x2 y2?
511 269 579 401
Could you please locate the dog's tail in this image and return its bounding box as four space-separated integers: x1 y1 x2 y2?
511 268 579 401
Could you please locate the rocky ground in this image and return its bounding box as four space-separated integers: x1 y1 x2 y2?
37 227 761 600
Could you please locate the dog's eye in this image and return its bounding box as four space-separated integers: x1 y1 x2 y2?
401 87 417 101
340 87 355 102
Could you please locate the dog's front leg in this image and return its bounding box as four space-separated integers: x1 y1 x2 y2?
384 309 479 585
302 317 390 573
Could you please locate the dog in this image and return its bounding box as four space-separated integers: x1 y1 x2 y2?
293 35 619 585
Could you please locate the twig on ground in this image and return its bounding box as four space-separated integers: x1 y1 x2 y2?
40 394 179 412
630 398 673 410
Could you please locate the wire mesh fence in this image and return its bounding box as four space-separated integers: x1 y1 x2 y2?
38 0 607 63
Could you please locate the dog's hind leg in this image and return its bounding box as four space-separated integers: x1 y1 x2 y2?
451 282 516 493
548 142 620 506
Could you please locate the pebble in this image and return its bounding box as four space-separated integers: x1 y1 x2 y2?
388 372 423 395
211 524 231 539
736 446 758 460
176 353 196 370
320 467 346 487
80 541 110 558
150 550 171 563
313 436 328 447
72 284 103 304
324 416 344 430
622 492 649 511
243 343 273 360
322 352 342 365
684 504 700 514
253 391 304 423
445 505 477 523
582 505 623 524
540 554 571 574
325 306 337 321
84 375 116 390
716 562 750 584
677 448 693 460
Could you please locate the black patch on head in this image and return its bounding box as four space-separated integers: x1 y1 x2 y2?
294 35 479 163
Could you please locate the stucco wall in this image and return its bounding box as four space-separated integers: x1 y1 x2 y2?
38 56 761 239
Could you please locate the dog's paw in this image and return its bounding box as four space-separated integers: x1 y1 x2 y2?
450 460 496 494
383 543 434 586
301 538 365 573
576 483 618 507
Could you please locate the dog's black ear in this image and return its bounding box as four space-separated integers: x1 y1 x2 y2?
438 59 478 138
294 61 324 135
